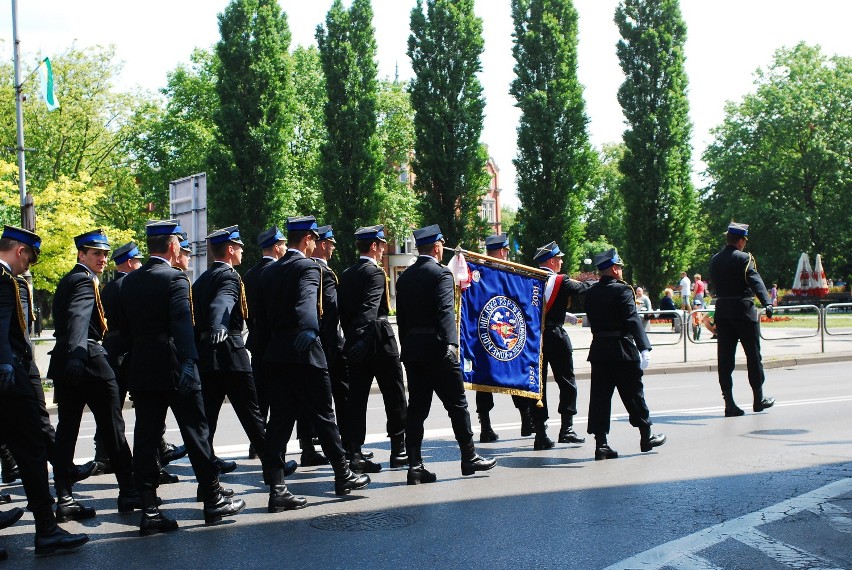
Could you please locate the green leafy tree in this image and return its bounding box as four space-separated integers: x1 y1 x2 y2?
702 43 852 286
408 0 491 249
316 0 384 268
511 0 597 267
212 0 295 268
585 143 626 254
615 0 698 297
376 78 419 249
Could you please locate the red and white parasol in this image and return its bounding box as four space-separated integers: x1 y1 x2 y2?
791 252 813 295
811 254 830 297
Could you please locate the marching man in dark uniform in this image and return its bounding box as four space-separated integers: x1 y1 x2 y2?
708 222 775 416
338 224 408 472
585 248 665 460
304 224 347 467
48 230 140 522
115 220 245 535
243 225 287 435
94 242 188 479
193 226 266 474
475 233 536 442
0 226 89 557
532 241 590 450
256 216 369 512
396 224 496 484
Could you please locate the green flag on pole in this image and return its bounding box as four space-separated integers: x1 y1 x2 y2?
37 57 59 111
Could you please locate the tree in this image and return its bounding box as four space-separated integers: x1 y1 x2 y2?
511 0 597 267
129 48 220 225
702 43 852 286
615 0 698 297
408 0 491 249
375 78 419 249
584 143 626 260
212 0 295 269
316 0 384 269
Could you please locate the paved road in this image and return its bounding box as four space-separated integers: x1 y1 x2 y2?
2 360 851 568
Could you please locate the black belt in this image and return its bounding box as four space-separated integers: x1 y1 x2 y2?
407 326 437 334
133 333 171 343
595 331 626 338
103 330 121 340
544 321 564 327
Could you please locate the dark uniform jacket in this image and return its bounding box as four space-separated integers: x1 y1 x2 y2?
0 264 35 393
396 256 456 363
256 250 326 369
192 261 251 373
585 275 651 362
242 256 273 354
101 271 130 371
16 274 41 378
47 264 113 381
313 258 345 367
709 245 771 322
114 257 198 392
338 258 398 360
543 272 590 325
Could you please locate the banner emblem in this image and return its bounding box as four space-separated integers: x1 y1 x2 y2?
479 296 526 361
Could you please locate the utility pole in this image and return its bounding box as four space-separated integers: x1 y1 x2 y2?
11 0 35 230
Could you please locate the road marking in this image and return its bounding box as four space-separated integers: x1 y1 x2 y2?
604 477 852 570
808 502 852 534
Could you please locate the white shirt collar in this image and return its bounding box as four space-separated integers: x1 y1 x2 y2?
360 255 379 266
312 257 329 268
287 248 305 258
0 260 11 274
150 255 172 267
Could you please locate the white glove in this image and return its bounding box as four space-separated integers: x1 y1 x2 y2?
210 327 228 344
564 313 578 326
639 349 651 370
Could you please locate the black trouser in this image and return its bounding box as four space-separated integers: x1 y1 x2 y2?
131 389 219 492
587 360 651 436
200 368 266 457
475 391 529 414
0 371 54 514
404 356 473 452
252 361 270 425
92 363 128 462
532 326 578 424
343 353 407 447
53 375 134 492
28 375 57 461
715 318 765 394
263 362 346 479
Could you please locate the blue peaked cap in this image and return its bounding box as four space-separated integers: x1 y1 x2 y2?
111 242 143 265
354 225 385 242
286 216 318 234
532 241 563 263
316 225 336 242
2 225 41 257
207 225 243 246
413 224 444 247
146 220 183 237
257 226 285 248
726 222 749 237
593 248 624 270
485 233 509 251
74 229 110 251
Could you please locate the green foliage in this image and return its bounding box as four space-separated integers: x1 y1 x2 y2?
316 0 384 269
702 43 852 286
375 79 419 248
585 143 626 254
407 0 491 249
615 0 699 296
129 48 220 226
212 0 295 269
511 0 597 268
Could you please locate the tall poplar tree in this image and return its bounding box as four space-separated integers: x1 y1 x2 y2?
316 0 383 269
615 0 698 297
408 0 490 249
511 0 596 267
212 0 294 268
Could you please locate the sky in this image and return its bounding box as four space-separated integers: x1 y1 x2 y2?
4 0 851 209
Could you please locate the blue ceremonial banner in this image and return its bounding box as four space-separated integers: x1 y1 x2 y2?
457 258 545 401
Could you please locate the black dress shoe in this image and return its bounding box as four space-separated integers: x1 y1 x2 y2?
203 495 246 524
349 453 382 474
34 526 89 555
0 507 24 529
158 469 179 484
753 397 775 412
247 445 258 460
461 454 497 476
268 485 307 512
725 405 745 417
196 483 234 503
0 493 11 504
533 434 555 450
335 471 370 496
640 432 667 452
215 458 238 474
71 461 98 483
558 427 586 444
361 450 374 460
139 510 179 536
594 445 618 460
300 451 329 467
55 498 96 523
407 464 437 485
283 459 298 477
160 443 188 465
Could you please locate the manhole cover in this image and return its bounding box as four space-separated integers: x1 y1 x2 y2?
309 512 415 531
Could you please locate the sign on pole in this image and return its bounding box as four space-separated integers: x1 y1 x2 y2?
169 173 207 282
